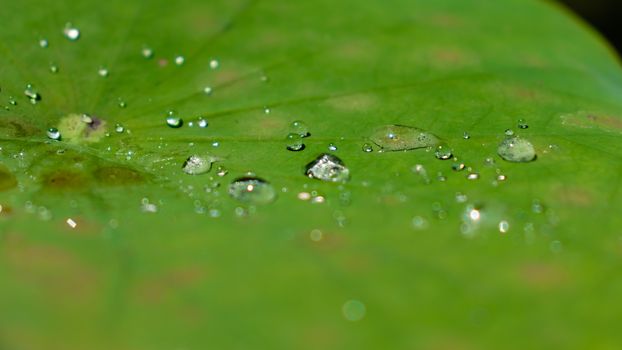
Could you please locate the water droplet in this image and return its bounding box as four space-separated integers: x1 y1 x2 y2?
141 46 154 59
203 86 212 95
209 59 219 69
463 131 471 139
369 124 439 151
290 120 310 137
455 192 468 203
342 300 366 321
228 177 276 205
328 143 338 151
98 67 109 77
518 118 529 129
115 123 125 133
305 153 350 182
310 229 323 242
39 39 49 48
193 118 207 128
182 155 214 175
499 220 509 233
466 173 479 180
412 164 430 184
497 174 507 181
47 127 61 140
452 162 465 172
166 112 183 128
49 63 59 73
141 198 158 213
174 55 185 66
212 141 220 147
24 84 41 103
63 24 80 41
216 166 228 177
263 107 271 114
362 143 373 153
286 133 305 151
66 218 78 229
497 136 536 162
118 99 127 108
504 129 514 136
434 144 453 160
412 216 429 230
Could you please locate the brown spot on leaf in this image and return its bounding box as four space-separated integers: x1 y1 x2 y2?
0 166 17 191
93 166 145 186
516 262 569 291
41 170 89 190
0 118 39 137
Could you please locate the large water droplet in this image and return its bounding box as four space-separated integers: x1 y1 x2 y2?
286 133 305 151
369 124 439 151
182 155 214 175
497 136 536 162
166 111 183 128
63 24 80 41
305 153 350 182
228 177 276 204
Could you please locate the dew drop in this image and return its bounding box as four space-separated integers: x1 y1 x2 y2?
197 118 208 128
63 24 80 41
290 120 310 137
39 39 49 48
209 59 219 69
174 55 185 66
115 123 125 133
452 162 465 172
182 155 214 175
504 129 514 136
47 127 61 140
518 118 529 129
203 86 213 95
286 133 305 151
141 46 154 59
305 153 350 182
228 177 276 205
497 136 536 162
98 67 109 77
434 144 453 160
342 300 366 321
24 84 41 103
216 166 228 177
466 172 479 180
499 220 509 233
166 111 183 128
49 64 59 73
369 124 439 151
362 143 373 153
463 131 471 139
328 143 338 151
8 98 17 106
118 99 127 108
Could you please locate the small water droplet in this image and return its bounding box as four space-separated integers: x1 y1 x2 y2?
455 192 468 203
209 59 219 69
362 143 373 153
342 300 366 321
63 24 80 41
24 84 41 103
463 131 471 139
98 67 109 77
310 229 323 241
228 177 276 205
175 55 185 66
328 143 338 151
203 86 212 95
452 162 465 172
166 111 183 128
216 166 228 177
141 46 154 59
412 216 429 230
504 129 514 136
212 141 220 147
49 63 59 73
47 127 61 140
182 155 214 175
499 220 509 233
434 144 453 160
497 136 536 162
263 107 271 114
290 120 310 137
8 98 17 106
518 118 529 129
497 174 507 181
115 123 125 133
466 172 479 180
39 39 49 48
369 124 439 151
197 118 208 128
286 133 305 151
305 153 350 182
118 99 127 108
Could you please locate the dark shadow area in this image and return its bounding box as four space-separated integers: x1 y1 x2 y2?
560 0 622 53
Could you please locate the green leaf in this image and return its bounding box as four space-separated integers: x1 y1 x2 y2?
1 0 622 348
